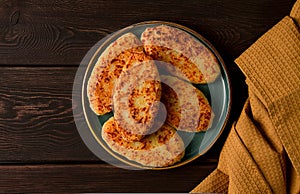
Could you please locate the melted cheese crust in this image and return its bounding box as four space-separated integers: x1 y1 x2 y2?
102 117 185 167
87 33 142 115
141 25 220 84
161 75 214 132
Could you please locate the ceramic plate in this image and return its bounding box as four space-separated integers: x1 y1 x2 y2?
81 21 231 169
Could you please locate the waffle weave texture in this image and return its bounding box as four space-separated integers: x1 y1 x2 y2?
191 0 300 193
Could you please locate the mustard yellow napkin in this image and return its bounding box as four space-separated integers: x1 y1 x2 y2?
191 0 300 193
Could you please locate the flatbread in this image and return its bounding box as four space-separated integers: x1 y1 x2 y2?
102 117 185 167
113 50 161 137
141 25 220 84
160 75 214 132
87 32 142 115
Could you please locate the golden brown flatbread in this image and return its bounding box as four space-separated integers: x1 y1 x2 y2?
102 117 185 167
113 50 161 138
87 32 142 115
141 25 220 84
160 75 214 132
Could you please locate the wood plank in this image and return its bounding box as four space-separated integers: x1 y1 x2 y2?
0 0 295 65
0 163 216 192
0 67 99 162
0 67 246 163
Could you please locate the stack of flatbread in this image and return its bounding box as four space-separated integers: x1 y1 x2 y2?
87 25 219 168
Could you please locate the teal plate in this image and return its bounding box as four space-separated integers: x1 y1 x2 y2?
81 21 231 170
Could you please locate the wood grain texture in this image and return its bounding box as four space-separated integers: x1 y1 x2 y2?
0 67 98 162
0 163 216 193
0 0 295 65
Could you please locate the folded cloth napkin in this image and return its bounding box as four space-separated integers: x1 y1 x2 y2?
191 0 300 193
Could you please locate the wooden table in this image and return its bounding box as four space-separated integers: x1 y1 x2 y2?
0 0 295 192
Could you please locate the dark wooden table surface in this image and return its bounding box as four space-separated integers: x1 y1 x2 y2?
0 0 296 192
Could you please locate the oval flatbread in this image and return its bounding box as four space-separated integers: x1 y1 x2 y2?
141 25 220 84
160 75 214 132
87 32 142 115
102 117 185 167
113 50 161 138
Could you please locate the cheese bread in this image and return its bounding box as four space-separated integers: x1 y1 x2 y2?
113 50 161 138
141 25 220 84
161 75 214 132
102 117 185 167
87 33 142 115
